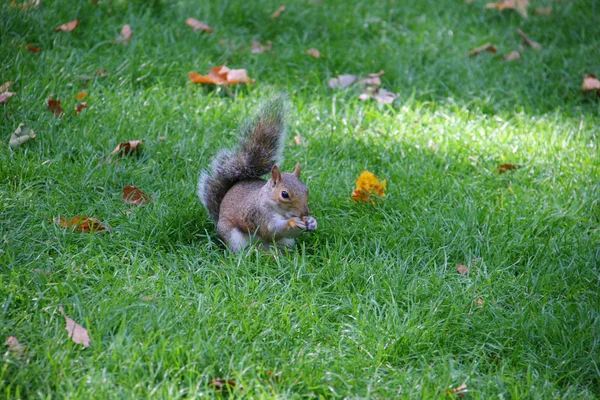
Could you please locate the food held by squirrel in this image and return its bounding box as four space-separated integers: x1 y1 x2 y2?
197 97 317 252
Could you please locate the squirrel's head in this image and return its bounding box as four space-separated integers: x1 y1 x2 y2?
268 163 310 218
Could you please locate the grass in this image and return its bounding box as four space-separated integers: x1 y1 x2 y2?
1 0 599 398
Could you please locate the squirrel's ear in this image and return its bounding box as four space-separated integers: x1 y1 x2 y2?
292 162 301 178
271 165 281 186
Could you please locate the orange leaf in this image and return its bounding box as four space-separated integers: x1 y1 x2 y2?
110 140 143 157
54 216 110 233
26 44 40 53
582 74 600 93
189 66 253 85
306 48 320 58
122 185 151 206
497 163 517 174
185 18 213 33
516 29 540 50
351 170 387 202
76 90 87 100
54 20 79 32
272 5 286 19
75 102 87 115
457 264 469 275
469 42 497 57
47 97 64 116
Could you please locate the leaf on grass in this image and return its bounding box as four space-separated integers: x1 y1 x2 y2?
360 70 385 86
47 97 64 116
26 44 40 53
475 298 484 307
189 66 253 85
54 216 110 233
95 69 108 77
469 42 497 57
445 383 468 398
581 74 600 94
209 378 239 392
251 39 272 54
185 18 213 33
9 123 36 148
351 170 387 202
110 140 143 157
4 336 25 357
272 5 286 19
0 81 15 104
516 29 540 50
58 306 91 348
328 74 358 89
75 102 87 115
306 48 320 58
485 0 528 17
76 90 87 100
497 163 517 174
122 185 151 206
502 51 521 61
10 0 39 10
293 135 302 145
54 20 79 32
359 87 398 104
534 6 552 15
457 264 469 275
114 24 133 45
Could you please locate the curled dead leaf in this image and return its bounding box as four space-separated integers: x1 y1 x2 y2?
360 70 385 86
517 29 540 50
185 18 213 33
122 185 151 206
502 51 521 61
497 163 517 174
54 20 79 32
75 102 87 115
47 97 64 116
469 43 497 57
110 140 143 157
4 336 25 357
272 5 286 19
359 87 398 104
9 123 36 148
581 74 600 94
54 216 110 233
306 48 320 58
251 39 272 54
26 44 40 53
189 66 253 85
457 264 469 275
58 306 91 348
445 383 468 398
328 74 358 89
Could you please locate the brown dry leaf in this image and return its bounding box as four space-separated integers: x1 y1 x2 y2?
502 51 521 61
251 40 272 54
158 136 166 141
9 123 36 148
457 264 469 275
306 48 320 58
0 81 15 104
328 74 358 89
115 24 133 45
10 0 39 10
47 97 64 116
497 163 517 174
122 185 151 206
111 140 143 157
189 66 253 85
517 29 540 50
209 378 239 392
581 74 600 94
26 44 40 53
75 102 87 115
534 6 552 15
54 216 110 233
4 336 25 357
446 383 468 398
185 18 213 33
54 20 79 32
1 81 14 93
95 69 108 77
58 306 91 348
476 298 484 307
76 90 87 100
360 70 385 86
359 87 398 104
272 5 286 19
293 135 302 145
469 42 497 57
485 0 528 17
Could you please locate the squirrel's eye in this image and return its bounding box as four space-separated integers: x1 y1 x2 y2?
281 191 290 199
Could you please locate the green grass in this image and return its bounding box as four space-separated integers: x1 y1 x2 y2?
1 0 599 398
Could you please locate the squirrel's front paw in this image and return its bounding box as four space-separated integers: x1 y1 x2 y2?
302 216 317 232
287 217 306 231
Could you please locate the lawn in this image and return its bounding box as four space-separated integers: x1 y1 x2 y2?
1 0 599 398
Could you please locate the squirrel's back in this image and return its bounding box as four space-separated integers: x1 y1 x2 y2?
197 97 287 222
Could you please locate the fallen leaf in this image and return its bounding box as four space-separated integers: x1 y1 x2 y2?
476 298 484 306
4 336 25 357
75 102 87 115
26 44 40 53
158 136 166 141
306 48 320 58
328 74 358 89
517 29 540 50
534 6 552 14
10 0 39 10
502 51 521 61
457 264 469 275
0 81 15 104
9 123 36 148
360 70 385 86
76 90 87 100
122 185 151 206
209 378 239 392
485 0 528 17
58 306 91 348
95 69 108 77
47 97 64 116
54 216 110 233
351 170 387 202
1 81 14 93
115 24 133 45
445 383 468 398
272 5 286 18
110 140 143 157
581 74 600 94
251 39 272 54
359 87 398 104
54 20 79 32
497 163 517 174
189 66 253 85
293 135 302 145
469 42 497 56
185 18 213 33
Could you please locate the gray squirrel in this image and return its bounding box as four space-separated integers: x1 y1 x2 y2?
197 97 317 252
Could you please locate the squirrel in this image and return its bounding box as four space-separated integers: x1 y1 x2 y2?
197 97 317 253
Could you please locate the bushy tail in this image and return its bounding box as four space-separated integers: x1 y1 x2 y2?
198 97 287 222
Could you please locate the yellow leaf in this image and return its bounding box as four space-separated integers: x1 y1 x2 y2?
351 170 386 202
